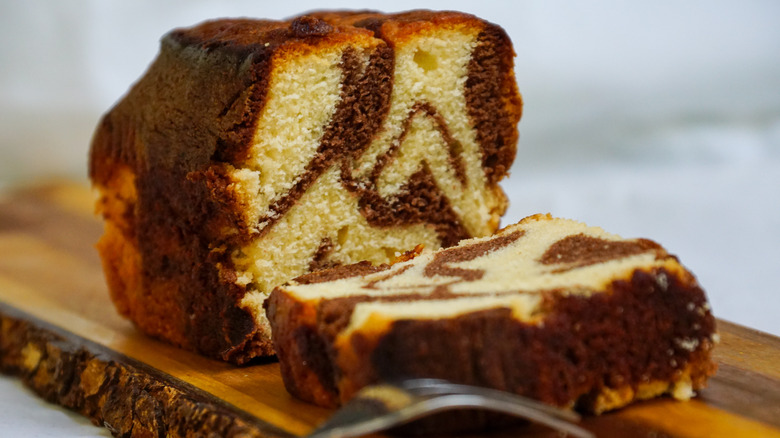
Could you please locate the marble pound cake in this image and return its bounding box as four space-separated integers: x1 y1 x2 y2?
267 214 718 412
88 11 522 363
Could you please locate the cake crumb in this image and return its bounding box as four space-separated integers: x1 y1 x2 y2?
675 337 700 352
671 379 695 400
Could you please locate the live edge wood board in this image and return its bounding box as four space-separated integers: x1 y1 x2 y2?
1 181 779 438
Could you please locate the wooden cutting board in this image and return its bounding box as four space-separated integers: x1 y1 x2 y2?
1 181 779 438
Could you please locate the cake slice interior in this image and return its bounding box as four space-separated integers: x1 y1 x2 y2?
230 11 521 346
267 214 718 412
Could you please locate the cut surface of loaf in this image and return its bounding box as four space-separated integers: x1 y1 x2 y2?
267 214 718 413
88 10 521 363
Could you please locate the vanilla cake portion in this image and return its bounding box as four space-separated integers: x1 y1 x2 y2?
88 11 521 363
267 214 718 412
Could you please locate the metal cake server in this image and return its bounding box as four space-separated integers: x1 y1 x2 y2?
304 378 594 438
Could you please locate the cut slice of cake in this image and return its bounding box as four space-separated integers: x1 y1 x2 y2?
88 11 522 363
266 214 717 412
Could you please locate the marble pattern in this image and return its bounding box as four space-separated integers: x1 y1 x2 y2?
1 1 778 435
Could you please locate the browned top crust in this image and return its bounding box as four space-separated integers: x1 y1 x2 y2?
167 15 371 56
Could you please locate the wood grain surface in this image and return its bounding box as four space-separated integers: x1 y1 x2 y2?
1 181 778 438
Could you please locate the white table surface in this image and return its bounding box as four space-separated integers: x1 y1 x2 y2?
0 375 111 437
2 0 778 436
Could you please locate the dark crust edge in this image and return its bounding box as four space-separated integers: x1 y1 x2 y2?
88 30 275 364
360 267 717 409
273 265 717 412
0 303 293 438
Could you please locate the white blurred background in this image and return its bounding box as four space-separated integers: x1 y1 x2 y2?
1 1 779 435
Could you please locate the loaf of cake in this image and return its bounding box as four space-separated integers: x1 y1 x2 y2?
88 10 522 363
267 214 717 412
